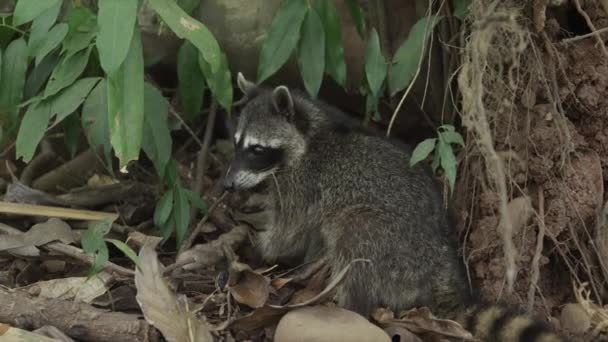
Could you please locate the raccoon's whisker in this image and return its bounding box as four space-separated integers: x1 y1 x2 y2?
271 172 283 213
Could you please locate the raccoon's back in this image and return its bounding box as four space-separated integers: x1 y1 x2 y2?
308 129 446 225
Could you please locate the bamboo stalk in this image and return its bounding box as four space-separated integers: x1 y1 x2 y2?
0 201 118 222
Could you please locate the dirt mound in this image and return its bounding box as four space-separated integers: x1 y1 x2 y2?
455 0 608 339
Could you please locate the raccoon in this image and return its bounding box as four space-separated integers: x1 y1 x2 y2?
222 72 568 342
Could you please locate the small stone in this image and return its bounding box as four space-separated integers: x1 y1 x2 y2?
560 303 591 334
274 305 391 342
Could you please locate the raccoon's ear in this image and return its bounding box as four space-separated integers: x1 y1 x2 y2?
237 72 257 96
271 86 295 116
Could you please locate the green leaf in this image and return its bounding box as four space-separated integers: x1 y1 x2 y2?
62 7 98 57
105 238 142 270
174 185 190 249
409 138 437 167
154 189 174 227
27 1 62 57
24 52 60 100
15 101 52 162
438 139 457 191
34 23 68 66
164 159 178 186
51 77 101 126
82 219 112 277
344 0 366 38
184 189 207 213
107 27 144 170
257 0 307 83
63 113 81 158
297 8 325 98
13 0 61 26
141 83 172 177
366 92 379 116
440 130 465 147
17 73 92 159
44 46 92 98
431 148 440 172
439 124 455 132
388 15 443 96
160 210 175 241
453 0 471 20
82 79 111 154
177 41 205 120
0 38 28 130
177 0 201 14
148 0 221 73
96 0 139 75
198 51 232 112
314 0 346 87
364 29 386 97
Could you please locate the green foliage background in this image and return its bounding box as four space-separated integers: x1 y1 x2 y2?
0 0 469 269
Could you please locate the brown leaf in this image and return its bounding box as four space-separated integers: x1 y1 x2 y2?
127 231 162 249
19 272 112 303
372 307 477 341
230 259 369 331
0 218 77 251
134 244 213 342
229 269 270 309
288 264 330 305
270 277 292 290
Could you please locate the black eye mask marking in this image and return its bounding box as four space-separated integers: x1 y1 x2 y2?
234 144 284 172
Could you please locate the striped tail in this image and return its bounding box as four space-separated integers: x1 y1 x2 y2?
459 302 568 342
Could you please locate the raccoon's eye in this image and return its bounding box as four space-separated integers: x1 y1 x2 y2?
250 144 266 155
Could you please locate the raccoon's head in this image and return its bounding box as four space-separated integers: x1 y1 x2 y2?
222 73 308 192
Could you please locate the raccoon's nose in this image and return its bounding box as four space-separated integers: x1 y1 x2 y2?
222 178 235 192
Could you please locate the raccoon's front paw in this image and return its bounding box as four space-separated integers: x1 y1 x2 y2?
227 191 271 229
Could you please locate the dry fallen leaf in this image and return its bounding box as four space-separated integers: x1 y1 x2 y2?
0 323 63 342
127 231 163 249
0 218 77 251
0 222 40 257
19 272 112 303
288 264 330 305
274 305 391 342
87 174 119 187
229 269 270 309
372 307 477 341
270 277 292 290
230 259 370 331
135 244 213 342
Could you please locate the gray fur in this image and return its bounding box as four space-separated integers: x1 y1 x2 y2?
224 77 470 319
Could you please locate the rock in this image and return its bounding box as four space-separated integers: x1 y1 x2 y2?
560 303 591 334
274 305 391 342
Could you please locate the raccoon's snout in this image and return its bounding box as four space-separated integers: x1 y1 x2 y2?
222 164 268 192
222 165 237 192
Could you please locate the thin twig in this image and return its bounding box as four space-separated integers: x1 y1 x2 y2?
527 187 545 311
193 99 218 198
572 0 608 57
561 26 608 44
386 0 435 137
180 191 228 254
190 99 219 222
169 106 204 148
